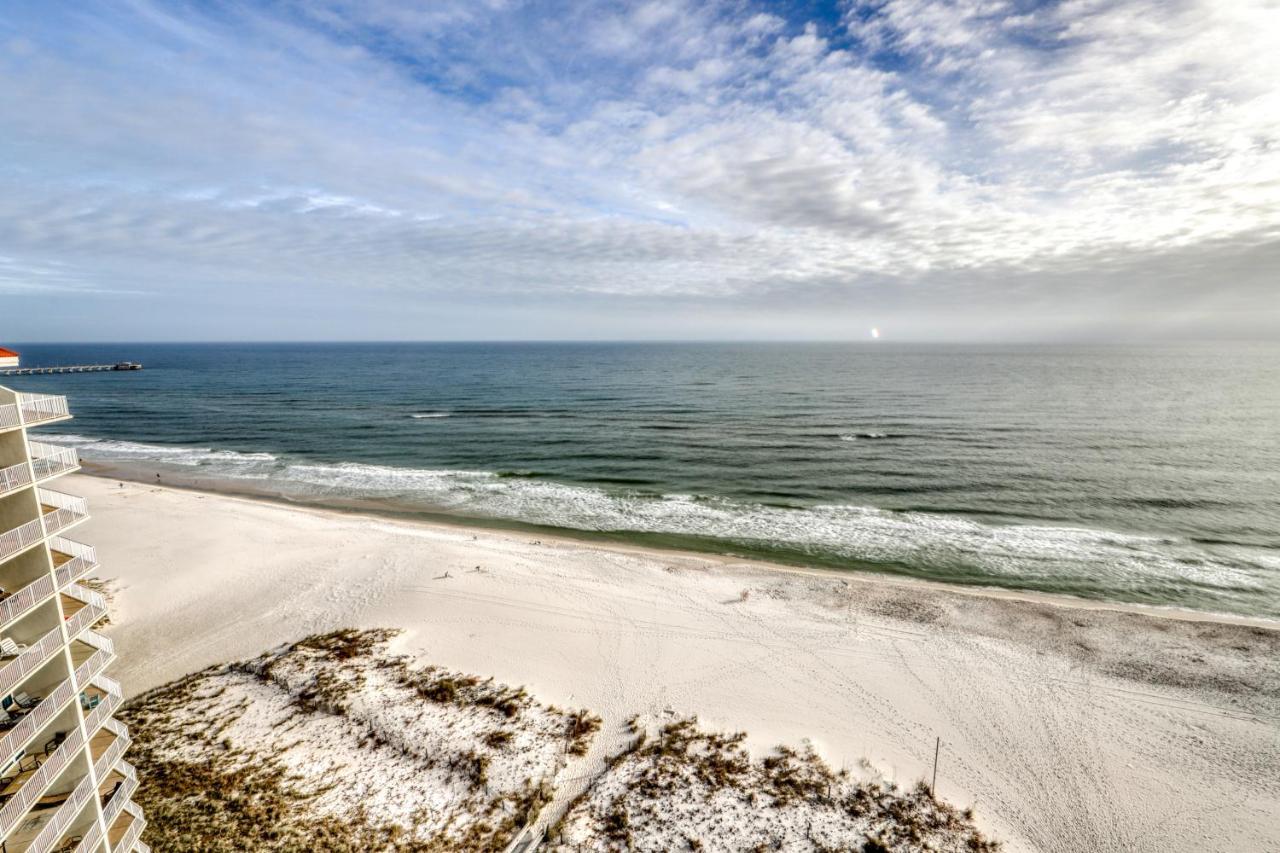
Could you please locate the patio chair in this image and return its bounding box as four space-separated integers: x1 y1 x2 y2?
79 692 101 711
12 691 39 710
0 638 25 658
100 779 122 807
43 732 66 756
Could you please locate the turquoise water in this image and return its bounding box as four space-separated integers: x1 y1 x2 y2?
6 342 1279 618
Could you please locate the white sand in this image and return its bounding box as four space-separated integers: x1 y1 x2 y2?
73 474 1279 852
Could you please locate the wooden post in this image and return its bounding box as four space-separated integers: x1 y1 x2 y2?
931 736 940 797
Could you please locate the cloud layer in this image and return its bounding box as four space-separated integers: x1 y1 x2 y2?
1 0 1277 339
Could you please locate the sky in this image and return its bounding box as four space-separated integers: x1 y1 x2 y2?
0 0 1277 342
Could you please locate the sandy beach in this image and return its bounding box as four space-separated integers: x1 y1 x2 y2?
72 473 1279 852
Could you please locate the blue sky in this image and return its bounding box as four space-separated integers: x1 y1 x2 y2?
1 0 1277 341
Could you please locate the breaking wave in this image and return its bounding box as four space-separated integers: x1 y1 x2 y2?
48 433 1279 613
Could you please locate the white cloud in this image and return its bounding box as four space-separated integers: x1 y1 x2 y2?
0 0 1276 338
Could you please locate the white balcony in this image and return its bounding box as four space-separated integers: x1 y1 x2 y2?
16 395 71 429
71 632 114 690
38 488 89 538
0 460 33 500
0 538 98 633
98 762 138 829
0 574 55 630
0 516 44 563
22 762 96 853
51 537 100 590
0 625 65 700
0 722 86 838
62 588 108 641
109 801 145 853
28 442 80 483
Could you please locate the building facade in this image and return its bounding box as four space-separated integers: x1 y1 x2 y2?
0 351 18 370
0 386 147 853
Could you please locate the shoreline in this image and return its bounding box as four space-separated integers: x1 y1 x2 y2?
73 472 1280 852
81 463 1279 632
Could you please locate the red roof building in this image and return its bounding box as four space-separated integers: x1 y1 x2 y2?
0 347 19 368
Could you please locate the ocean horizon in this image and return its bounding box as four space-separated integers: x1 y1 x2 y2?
6 341 1279 620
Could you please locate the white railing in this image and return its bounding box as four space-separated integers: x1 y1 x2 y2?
64 584 107 612
65 599 108 641
0 572 55 627
0 516 45 561
0 678 74 767
100 716 126 738
17 393 71 426
115 806 146 853
72 650 114 696
101 768 138 827
26 766 97 853
136 841 151 853
29 441 81 481
79 631 112 653
52 537 100 588
0 459 33 497
0 723 86 836
91 676 123 701
38 487 89 536
92 728 129 783
83 692 122 737
0 624 63 697
0 403 20 431
71 813 104 853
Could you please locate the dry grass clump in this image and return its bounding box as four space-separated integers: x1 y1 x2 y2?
551 717 999 853
121 629 598 852
401 667 531 718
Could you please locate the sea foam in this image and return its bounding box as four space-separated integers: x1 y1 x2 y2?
55 433 1278 612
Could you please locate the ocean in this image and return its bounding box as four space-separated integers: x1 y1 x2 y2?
5 342 1279 619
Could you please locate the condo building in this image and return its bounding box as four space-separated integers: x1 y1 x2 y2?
0 386 146 853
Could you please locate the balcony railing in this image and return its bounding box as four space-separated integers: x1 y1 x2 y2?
39 488 89 537
92 726 130 784
52 536 100 589
29 441 81 482
101 765 139 826
0 678 74 772
17 393 71 427
115 803 146 853
0 624 64 698
72 635 115 690
0 723 86 836
65 597 108 641
64 583 107 613
26 767 97 853
91 676 123 702
0 459 33 498
0 573 55 628
0 516 44 562
70 811 104 853
83 691 122 738
0 404 19 431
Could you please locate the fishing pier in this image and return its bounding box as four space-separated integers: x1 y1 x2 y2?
0 362 142 376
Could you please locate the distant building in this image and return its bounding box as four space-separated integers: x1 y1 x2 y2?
0 349 17 369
